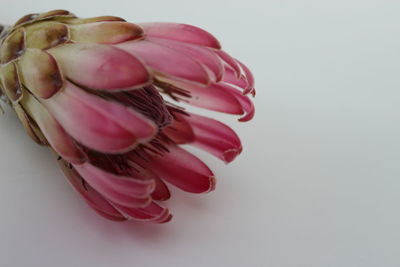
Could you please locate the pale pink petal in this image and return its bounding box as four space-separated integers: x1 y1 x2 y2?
73 162 154 207
42 82 157 153
145 145 216 193
57 159 126 221
147 37 224 82
49 43 151 90
116 40 210 85
139 22 221 49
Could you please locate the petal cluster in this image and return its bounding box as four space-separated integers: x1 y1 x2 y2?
0 10 255 223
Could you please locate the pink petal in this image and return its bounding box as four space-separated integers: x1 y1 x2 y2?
116 40 210 85
236 59 255 95
165 112 242 163
49 43 151 90
223 84 255 122
163 113 195 144
113 201 171 223
147 37 224 82
151 177 171 201
222 66 249 91
145 145 216 193
158 78 244 115
42 82 157 153
73 162 154 207
57 159 126 221
214 50 241 78
139 22 221 49
113 205 154 220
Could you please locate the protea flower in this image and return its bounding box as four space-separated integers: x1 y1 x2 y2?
0 10 255 223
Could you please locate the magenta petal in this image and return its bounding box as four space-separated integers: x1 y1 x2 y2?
139 22 221 49
146 145 216 193
57 160 126 221
50 44 151 90
116 40 210 85
73 162 154 207
42 82 157 153
147 37 224 82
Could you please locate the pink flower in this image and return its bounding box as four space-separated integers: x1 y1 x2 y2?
0 10 255 223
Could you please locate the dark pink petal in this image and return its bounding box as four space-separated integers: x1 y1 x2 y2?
147 37 224 82
214 50 241 78
145 145 216 193
57 159 126 221
49 43 151 90
42 82 157 153
159 78 244 115
73 162 155 207
151 177 171 201
139 22 221 49
166 112 242 163
116 40 210 85
163 114 195 144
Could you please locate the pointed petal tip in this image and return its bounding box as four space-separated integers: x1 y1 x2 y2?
238 106 255 122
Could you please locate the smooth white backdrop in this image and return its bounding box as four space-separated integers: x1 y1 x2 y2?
0 1 399 266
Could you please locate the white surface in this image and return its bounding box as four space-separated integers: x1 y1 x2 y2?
0 1 399 266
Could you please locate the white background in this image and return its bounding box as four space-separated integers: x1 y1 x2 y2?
0 1 399 266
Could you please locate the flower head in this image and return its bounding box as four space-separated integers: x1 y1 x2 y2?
0 10 255 223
